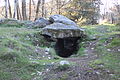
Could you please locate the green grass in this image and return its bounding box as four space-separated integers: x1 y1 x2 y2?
77 47 85 56
108 38 120 47
0 22 59 80
0 18 29 28
0 20 70 80
0 19 120 80
0 27 37 80
83 24 120 79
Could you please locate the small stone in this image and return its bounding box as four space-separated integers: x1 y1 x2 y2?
29 57 32 60
96 71 100 74
82 42 85 44
110 38 112 39
37 71 42 75
51 62 54 64
89 43 92 45
83 54 88 56
99 64 104 67
59 60 70 65
91 48 94 50
45 52 49 54
104 45 107 46
106 70 110 73
48 57 51 59
46 69 49 71
118 49 120 51
35 49 39 52
36 44 39 46
107 49 111 51
109 74 114 76
36 39 39 41
84 50 88 52
45 48 50 52
31 73 36 75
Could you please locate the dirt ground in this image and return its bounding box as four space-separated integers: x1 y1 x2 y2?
41 40 115 80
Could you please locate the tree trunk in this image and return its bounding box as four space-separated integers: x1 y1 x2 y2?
42 0 45 17
22 0 27 20
29 0 32 20
5 0 8 18
35 0 41 20
16 0 19 19
13 0 19 19
50 0 53 15
56 0 61 14
17 1 22 20
8 0 12 18
13 0 16 18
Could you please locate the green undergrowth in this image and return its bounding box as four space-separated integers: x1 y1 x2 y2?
83 24 120 79
77 42 86 56
107 38 120 48
1 20 120 80
0 19 31 28
0 25 60 80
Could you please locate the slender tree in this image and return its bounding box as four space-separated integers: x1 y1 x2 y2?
32 0 36 10
4 0 8 18
13 0 20 19
56 0 60 14
29 0 32 20
41 0 45 17
22 0 27 20
13 0 17 18
35 0 41 20
8 0 12 18
18 1 22 20
50 0 54 15
113 0 120 24
16 0 20 19
0 6 6 17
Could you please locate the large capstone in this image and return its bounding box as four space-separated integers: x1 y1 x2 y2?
41 15 85 58
42 23 84 38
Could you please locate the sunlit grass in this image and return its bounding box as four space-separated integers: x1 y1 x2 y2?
85 24 120 76
0 25 53 80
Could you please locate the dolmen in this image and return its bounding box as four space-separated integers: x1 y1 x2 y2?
41 15 85 58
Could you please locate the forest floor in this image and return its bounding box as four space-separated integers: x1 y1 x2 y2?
0 20 120 80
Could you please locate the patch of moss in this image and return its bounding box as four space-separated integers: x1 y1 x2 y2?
108 38 120 48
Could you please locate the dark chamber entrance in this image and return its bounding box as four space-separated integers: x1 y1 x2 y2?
54 37 80 58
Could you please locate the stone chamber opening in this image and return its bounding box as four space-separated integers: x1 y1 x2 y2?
54 37 81 58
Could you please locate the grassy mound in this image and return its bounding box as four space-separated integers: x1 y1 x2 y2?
83 24 120 79
0 23 61 80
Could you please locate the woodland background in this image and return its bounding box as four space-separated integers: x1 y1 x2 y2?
0 0 120 25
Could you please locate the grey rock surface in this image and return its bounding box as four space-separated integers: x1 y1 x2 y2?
0 19 5 24
26 17 51 28
42 23 84 38
30 18 51 28
49 15 77 26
